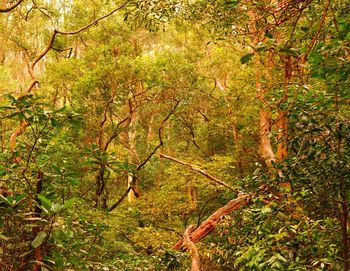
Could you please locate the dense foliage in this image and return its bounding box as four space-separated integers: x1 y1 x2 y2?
0 0 349 270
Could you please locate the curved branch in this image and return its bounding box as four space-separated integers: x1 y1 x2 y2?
28 0 129 89
11 1 129 152
0 0 24 13
55 1 128 36
304 0 330 60
109 186 132 212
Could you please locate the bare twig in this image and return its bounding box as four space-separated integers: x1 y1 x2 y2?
304 0 330 60
28 1 129 90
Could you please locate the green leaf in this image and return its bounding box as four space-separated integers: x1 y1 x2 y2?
309 51 324 64
31 231 47 248
261 206 272 214
62 197 76 210
300 26 309 32
50 118 59 127
37 195 52 211
265 31 273 39
0 195 11 205
52 228 68 241
279 48 298 57
240 53 254 64
51 164 61 174
54 106 66 113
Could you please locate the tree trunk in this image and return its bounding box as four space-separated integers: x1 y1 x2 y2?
95 164 106 208
276 111 288 160
127 173 135 203
341 196 349 271
259 109 275 168
33 171 44 271
187 184 197 210
183 225 201 271
232 120 244 177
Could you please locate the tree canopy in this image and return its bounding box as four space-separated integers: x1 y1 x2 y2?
0 0 349 270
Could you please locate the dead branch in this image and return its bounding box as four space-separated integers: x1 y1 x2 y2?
183 225 201 271
159 153 238 192
173 193 253 250
0 0 23 13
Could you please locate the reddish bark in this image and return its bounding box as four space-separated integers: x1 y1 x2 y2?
183 225 201 271
9 120 29 152
173 193 252 249
276 111 288 160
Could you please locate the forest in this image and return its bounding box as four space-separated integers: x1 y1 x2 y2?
0 0 349 270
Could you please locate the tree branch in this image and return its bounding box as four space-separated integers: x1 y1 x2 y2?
10 1 129 152
159 153 238 192
173 193 253 250
136 100 180 170
0 0 24 13
304 0 330 60
109 186 132 212
55 1 128 36
27 0 129 91
103 116 131 152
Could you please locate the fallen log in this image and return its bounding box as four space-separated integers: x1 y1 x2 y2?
173 193 253 249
